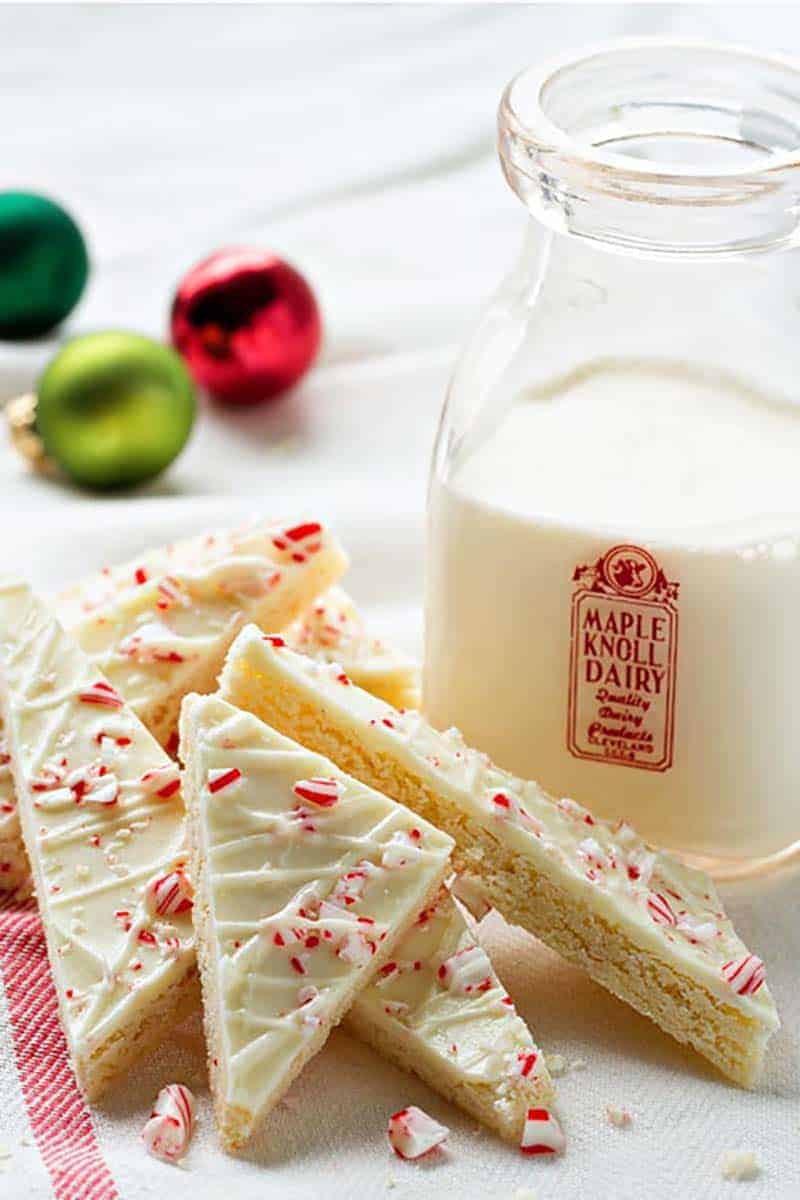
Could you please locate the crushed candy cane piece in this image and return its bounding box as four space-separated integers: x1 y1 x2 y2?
292 777 342 808
520 1108 566 1156
142 1083 195 1162
646 892 677 927
512 1050 541 1080
148 869 193 916
77 680 124 709
208 767 242 794
387 1106 449 1160
437 944 493 995
721 955 766 997
720 1150 760 1181
381 829 423 869
140 764 182 799
271 522 323 563
118 620 187 664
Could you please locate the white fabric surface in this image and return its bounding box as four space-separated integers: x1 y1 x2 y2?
1 6 799 1199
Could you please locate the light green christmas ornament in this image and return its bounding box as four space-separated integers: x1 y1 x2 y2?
8 331 196 490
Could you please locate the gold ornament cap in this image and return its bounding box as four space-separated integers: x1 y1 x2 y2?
6 393 59 477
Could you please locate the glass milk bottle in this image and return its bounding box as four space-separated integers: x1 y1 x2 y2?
425 40 800 877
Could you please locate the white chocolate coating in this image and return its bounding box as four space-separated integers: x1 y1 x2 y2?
61 519 346 739
0 518 347 883
0 580 195 1092
220 629 779 1037
180 693 452 1148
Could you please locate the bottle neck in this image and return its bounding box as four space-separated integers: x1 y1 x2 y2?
505 163 800 260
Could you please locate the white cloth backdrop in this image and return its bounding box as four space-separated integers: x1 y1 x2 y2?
0 6 799 1200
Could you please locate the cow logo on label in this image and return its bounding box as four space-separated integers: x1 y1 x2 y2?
567 544 679 772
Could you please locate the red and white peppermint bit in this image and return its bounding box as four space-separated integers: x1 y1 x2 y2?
262 634 286 647
207 767 242 795
271 521 323 563
489 789 541 833
513 1050 540 1080
292 777 342 808
721 954 766 997
79 775 119 807
78 680 124 709
142 1083 195 1162
437 945 493 996
381 829 424 869
30 757 68 791
557 796 596 826
387 1106 448 1160
646 892 677 927
35 761 120 810
140 764 182 799
520 1107 566 1156
337 929 377 966
156 575 187 610
330 865 371 908
119 621 186 664
148 870 193 916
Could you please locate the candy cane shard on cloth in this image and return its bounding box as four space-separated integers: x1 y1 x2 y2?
0 517 347 892
283 587 420 710
387 1105 449 1159
142 1083 196 1162
218 628 780 1088
0 581 197 1100
347 886 553 1145
178 693 453 1152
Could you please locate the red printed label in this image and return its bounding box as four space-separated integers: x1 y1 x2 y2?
567 545 679 772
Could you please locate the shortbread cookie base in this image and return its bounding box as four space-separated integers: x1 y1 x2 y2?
224 658 769 1088
82 966 201 1102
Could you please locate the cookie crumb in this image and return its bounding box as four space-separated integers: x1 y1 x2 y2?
605 1105 632 1128
721 1151 759 1181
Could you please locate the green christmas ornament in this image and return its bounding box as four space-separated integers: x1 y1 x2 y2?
0 192 89 338
9 332 196 490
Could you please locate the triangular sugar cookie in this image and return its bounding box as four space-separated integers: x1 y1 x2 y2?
219 626 779 1087
0 580 196 1099
179 692 452 1150
349 885 554 1146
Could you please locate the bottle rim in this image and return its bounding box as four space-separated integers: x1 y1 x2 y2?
500 37 800 184
498 38 800 254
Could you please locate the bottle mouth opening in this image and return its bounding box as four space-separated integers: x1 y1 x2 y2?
499 39 800 254
502 38 800 183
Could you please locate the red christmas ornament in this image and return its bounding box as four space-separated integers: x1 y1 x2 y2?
170 248 321 405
